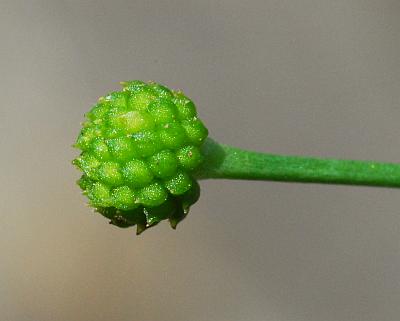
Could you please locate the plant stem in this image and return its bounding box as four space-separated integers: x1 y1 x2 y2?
194 138 400 188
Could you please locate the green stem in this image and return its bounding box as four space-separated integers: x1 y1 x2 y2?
194 138 400 188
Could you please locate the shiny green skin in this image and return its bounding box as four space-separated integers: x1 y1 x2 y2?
73 81 208 234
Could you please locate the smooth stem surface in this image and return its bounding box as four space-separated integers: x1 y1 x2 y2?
195 138 400 188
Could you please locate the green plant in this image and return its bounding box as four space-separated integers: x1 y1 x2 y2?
73 80 400 234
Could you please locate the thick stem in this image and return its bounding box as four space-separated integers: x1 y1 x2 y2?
194 138 400 188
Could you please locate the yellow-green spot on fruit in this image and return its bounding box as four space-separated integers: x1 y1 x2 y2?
109 111 154 135
97 162 123 186
139 183 168 207
122 160 154 188
164 171 192 195
148 150 178 179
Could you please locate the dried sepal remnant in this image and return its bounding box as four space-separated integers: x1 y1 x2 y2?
73 81 207 233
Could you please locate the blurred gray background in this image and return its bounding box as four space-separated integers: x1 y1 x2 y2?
1 1 400 320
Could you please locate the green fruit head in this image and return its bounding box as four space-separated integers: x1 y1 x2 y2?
73 81 208 234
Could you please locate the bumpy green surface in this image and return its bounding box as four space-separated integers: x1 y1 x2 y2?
73 81 208 234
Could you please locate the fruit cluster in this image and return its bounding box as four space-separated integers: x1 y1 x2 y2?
73 81 208 233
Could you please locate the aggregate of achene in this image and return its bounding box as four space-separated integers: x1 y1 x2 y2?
73 81 208 233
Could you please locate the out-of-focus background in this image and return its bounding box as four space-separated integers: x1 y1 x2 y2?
1 1 400 320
